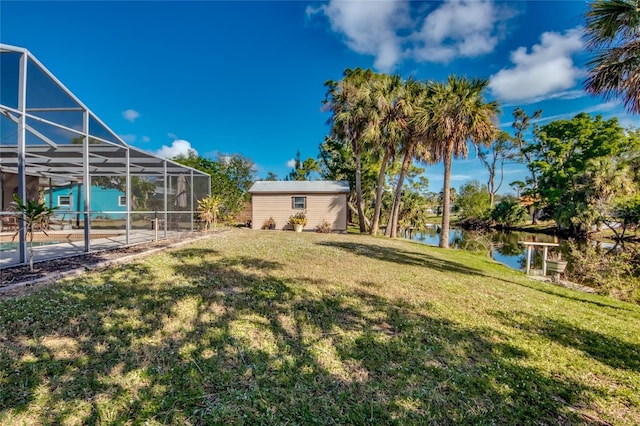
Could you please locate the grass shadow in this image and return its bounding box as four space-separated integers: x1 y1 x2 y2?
318 240 484 276
505 278 640 316
491 309 640 373
0 240 624 424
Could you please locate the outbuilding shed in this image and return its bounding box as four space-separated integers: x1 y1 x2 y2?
249 180 349 232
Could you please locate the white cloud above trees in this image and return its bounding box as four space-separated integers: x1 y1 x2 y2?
308 0 513 72
155 139 197 159
412 0 503 63
309 0 409 71
489 28 583 103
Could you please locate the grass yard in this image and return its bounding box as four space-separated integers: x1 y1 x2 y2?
1 228 639 424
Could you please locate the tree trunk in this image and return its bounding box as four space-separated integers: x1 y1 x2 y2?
348 202 370 228
530 170 538 225
354 144 367 233
440 149 452 248
387 152 412 238
370 148 392 236
488 170 495 208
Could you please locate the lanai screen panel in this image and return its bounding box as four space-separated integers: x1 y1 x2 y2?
1 45 210 268
193 174 209 209
89 141 129 233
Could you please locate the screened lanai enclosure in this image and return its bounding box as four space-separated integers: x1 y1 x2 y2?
0 44 210 269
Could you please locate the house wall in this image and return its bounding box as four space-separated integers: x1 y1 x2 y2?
251 193 347 231
44 185 126 218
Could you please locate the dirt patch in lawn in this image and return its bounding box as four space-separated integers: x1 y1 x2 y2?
0 230 227 300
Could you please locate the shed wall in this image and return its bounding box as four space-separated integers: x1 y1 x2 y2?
251 193 347 231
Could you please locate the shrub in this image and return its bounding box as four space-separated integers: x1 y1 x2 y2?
197 195 221 231
565 241 640 303
456 180 491 220
316 218 332 233
262 217 276 230
491 199 528 228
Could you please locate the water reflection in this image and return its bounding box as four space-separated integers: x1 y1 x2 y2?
408 225 561 271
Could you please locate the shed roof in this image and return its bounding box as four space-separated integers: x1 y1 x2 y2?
249 180 350 194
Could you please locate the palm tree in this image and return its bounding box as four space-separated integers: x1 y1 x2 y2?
415 76 498 248
325 68 376 233
386 79 432 238
584 0 640 114
365 74 406 236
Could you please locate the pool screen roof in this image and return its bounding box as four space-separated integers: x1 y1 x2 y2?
0 44 207 181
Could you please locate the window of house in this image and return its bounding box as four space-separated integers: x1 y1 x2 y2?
292 196 306 209
118 195 127 206
58 195 71 207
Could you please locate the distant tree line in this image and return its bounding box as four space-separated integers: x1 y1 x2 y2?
168 0 639 247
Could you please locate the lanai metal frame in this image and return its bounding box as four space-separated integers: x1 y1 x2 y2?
0 44 210 268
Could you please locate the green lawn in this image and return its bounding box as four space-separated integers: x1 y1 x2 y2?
1 229 639 424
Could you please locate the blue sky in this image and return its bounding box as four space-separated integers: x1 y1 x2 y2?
2 1 639 194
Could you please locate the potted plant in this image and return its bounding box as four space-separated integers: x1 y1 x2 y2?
288 210 307 232
262 217 276 230
546 251 568 275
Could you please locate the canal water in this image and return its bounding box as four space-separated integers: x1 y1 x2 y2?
406 225 563 271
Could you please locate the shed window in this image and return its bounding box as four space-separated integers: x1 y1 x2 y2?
292 196 306 209
118 195 126 206
58 195 71 207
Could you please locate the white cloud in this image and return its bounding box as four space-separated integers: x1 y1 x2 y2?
119 133 137 143
500 101 620 128
310 0 513 71
424 173 474 182
155 139 197 159
450 174 474 181
619 116 640 129
310 0 409 72
531 101 618 125
167 132 177 139
141 136 151 143
412 0 501 63
583 101 618 114
122 109 140 122
489 28 583 102
502 89 586 107
286 159 297 168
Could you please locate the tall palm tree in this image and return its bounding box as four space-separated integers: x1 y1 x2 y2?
325 68 376 232
415 76 498 248
386 79 432 238
584 0 640 114
365 74 406 236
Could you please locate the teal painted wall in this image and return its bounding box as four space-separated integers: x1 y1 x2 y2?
44 184 126 219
